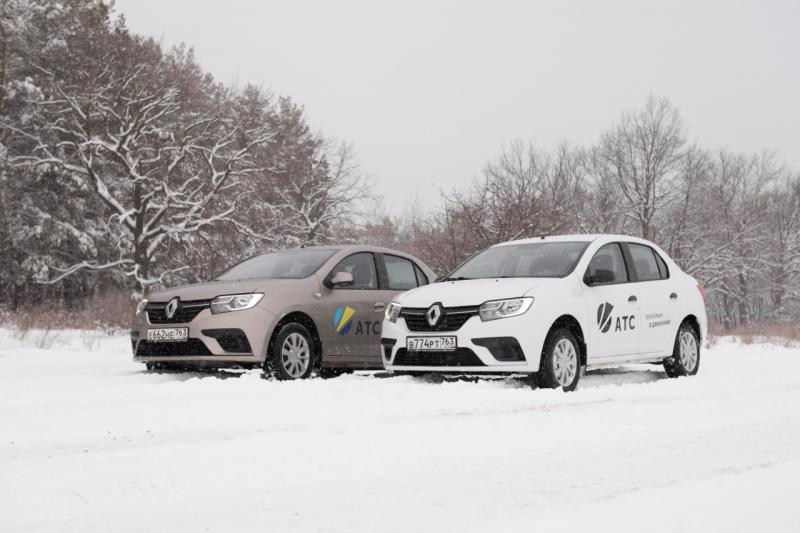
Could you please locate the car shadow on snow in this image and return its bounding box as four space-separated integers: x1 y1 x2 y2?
139 365 668 389
140 366 255 381
580 366 668 388
374 365 668 389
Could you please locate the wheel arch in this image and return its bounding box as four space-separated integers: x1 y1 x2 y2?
680 314 702 342
267 311 323 367
547 314 587 366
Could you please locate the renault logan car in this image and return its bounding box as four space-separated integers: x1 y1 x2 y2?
382 235 706 391
131 245 436 379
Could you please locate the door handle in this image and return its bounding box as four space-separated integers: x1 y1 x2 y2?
628 295 637 303
374 302 386 310
669 293 678 300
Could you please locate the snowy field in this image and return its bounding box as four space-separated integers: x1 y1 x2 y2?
2 329 799 533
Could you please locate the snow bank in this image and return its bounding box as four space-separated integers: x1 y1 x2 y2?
1 330 798 532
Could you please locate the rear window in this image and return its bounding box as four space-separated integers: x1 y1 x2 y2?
414 264 429 286
627 243 663 281
654 250 669 279
384 254 419 290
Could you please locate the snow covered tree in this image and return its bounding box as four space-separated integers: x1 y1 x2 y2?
386 96 800 326
0 2 371 305
591 95 686 241
0 0 116 305
764 176 800 322
3 28 272 292
237 94 372 248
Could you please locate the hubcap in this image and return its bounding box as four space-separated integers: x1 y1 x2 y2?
679 331 698 372
553 338 578 387
281 333 310 378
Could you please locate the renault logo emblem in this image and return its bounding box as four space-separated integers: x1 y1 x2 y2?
426 303 443 327
165 297 180 320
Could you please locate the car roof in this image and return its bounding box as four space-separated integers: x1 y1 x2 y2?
288 244 414 255
494 234 656 247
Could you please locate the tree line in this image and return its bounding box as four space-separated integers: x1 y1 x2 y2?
0 0 370 309
362 98 800 328
1 1 797 329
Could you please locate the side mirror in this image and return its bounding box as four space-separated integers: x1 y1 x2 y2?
585 269 615 286
327 271 354 288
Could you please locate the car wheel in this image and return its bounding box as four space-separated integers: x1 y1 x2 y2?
664 322 700 378
266 323 315 380
536 328 581 392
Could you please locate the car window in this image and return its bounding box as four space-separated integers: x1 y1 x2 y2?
585 243 628 284
384 254 419 290
330 253 378 289
414 264 429 286
654 250 669 279
627 243 661 282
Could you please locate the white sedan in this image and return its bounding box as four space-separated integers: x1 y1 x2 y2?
382 234 707 391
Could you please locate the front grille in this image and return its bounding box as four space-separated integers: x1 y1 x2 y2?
135 339 212 357
392 348 485 367
146 299 211 324
400 306 479 332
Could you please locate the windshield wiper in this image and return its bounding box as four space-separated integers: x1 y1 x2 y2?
441 276 474 282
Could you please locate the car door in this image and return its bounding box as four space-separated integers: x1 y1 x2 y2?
623 242 678 355
581 242 642 360
319 252 385 366
375 251 429 331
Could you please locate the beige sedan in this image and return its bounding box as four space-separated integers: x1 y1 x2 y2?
131 245 436 379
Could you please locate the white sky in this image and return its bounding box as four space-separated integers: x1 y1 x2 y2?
115 0 800 209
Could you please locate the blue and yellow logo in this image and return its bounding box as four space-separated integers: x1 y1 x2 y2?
333 305 356 335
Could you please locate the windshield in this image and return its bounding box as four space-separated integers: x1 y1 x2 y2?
446 242 589 280
215 249 337 281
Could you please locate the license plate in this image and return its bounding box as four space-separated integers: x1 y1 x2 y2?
406 336 457 351
147 328 189 342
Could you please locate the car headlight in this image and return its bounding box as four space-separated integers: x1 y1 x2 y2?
210 293 264 314
385 302 402 323
135 299 148 315
479 297 533 321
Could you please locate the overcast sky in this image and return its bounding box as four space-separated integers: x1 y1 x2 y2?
115 0 800 210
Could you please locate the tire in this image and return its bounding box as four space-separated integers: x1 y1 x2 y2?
536 328 581 392
265 323 315 380
664 321 700 378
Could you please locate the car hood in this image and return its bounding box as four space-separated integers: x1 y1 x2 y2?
395 278 557 308
147 278 303 302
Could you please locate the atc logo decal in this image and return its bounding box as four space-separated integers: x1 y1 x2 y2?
597 301 636 333
597 302 614 333
333 305 356 335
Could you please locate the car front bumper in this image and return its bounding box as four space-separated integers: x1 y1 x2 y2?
381 311 548 373
131 306 277 365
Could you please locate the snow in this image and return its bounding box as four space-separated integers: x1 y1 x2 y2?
1 329 799 532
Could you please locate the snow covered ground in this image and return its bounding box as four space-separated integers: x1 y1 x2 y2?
1 328 799 533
